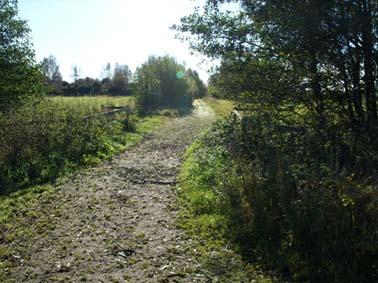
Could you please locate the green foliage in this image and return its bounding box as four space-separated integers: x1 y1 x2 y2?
134 55 205 114
0 99 136 194
181 119 378 282
176 0 378 132
186 68 207 98
0 0 46 112
176 2 378 281
179 129 278 282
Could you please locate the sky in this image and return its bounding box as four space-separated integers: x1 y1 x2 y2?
18 0 212 82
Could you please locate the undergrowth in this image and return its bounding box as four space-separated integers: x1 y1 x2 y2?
179 118 378 282
0 108 167 281
178 128 277 282
0 99 167 195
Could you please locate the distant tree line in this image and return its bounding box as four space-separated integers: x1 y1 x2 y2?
39 55 207 107
40 56 133 96
0 0 207 113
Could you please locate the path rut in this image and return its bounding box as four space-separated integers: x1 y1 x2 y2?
7 100 219 282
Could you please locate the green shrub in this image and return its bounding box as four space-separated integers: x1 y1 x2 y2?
134 55 198 114
181 118 378 282
0 100 133 194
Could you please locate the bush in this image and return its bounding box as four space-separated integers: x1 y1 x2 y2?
0 100 132 194
134 56 199 114
181 117 378 282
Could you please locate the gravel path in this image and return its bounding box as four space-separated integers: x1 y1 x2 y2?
6 100 221 282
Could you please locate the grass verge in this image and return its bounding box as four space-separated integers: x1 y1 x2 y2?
177 126 277 282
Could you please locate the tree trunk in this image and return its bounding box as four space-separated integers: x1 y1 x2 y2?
310 54 326 129
361 0 377 129
351 42 365 124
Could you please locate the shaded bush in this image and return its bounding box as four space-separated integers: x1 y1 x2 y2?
181 117 378 282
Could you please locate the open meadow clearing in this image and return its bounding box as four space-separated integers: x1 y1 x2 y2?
50 96 135 112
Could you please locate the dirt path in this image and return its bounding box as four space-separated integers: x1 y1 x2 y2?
6 100 221 282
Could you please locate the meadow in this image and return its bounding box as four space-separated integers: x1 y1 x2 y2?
50 96 135 112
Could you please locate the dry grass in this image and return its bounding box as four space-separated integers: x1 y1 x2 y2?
50 96 135 112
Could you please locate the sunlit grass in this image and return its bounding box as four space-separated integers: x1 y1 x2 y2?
203 96 234 117
49 96 135 112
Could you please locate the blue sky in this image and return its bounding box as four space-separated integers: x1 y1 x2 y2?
18 0 211 82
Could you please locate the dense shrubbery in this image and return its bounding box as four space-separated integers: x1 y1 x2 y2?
134 55 206 114
176 1 378 281
0 100 132 194
181 118 378 282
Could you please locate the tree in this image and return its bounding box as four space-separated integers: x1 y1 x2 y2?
0 0 46 112
175 0 378 133
134 56 198 113
71 65 81 82
186 68 207 98
41 55 63 95
110 63 131 95
175 2 378 280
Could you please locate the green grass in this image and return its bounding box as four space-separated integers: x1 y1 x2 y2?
0 94 167 193
203 96 234 117
120 115 168 149
0 184 53 281
0 113 167 221
50 96 135 112
0 111 168 281
177 138 276 282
